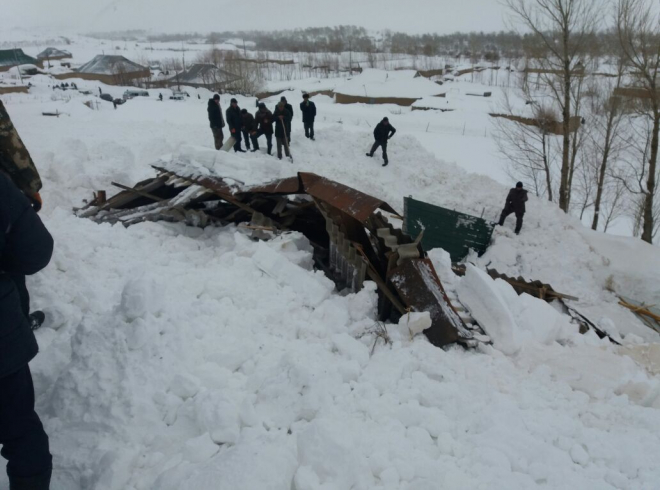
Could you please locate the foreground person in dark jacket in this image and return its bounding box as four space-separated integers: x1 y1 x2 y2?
300 93 316 140
207 94 225 150
366 117 396 166
225 98 245 153
498 182 529 234
0 174 54 490
254 103 274 154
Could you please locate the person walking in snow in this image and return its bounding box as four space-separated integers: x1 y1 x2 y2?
226 98 245 153
300 93 316 140
254 103 274 155
280 96 293 143
498 182 528 235
274 101 292 160
240 109 257 152
159 93 163 102
366 117 396 167
207 94 225 151
0 174 54 490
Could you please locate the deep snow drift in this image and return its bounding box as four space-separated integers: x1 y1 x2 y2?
1 76 660 489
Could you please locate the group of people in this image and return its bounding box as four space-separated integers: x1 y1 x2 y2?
207 94 317 160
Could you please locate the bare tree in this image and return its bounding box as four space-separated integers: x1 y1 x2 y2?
587 59 627 230
505 0 600 212
494 90 560 200
616 0 660 243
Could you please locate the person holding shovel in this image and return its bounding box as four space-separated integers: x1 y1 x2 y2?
274 101 292 161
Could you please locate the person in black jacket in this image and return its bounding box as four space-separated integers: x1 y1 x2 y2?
254 103 274 155
300 93 316 140
274 101 292 160
280 96 293 143
498 182 529 234
0 173 54 490
225 98 245 153
366 117 396 167
240 109 257 151
207 94 225 150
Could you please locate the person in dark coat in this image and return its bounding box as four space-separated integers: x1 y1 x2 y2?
207 94 225 150
273 101 292 160
300 93 316 140
0 173 54 490
226 98 245 152
240 109 257 151
254 103 274 155
498 182 528 234
280 96 293 143
366 117 396 167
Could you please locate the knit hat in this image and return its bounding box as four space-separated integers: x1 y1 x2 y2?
241 108 247 114
516 182 523 188
231 98 237 104
212 94 220 100
302 93 309 99
258 102 266 109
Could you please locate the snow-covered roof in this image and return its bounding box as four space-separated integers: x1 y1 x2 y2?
335 75 445 99
175 64 241 85
77 55 148 75
0 49 39 68
37 47 72 59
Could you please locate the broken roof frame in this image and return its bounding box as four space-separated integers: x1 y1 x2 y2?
79 166 476 349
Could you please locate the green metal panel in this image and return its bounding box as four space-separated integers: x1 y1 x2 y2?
403 197 495 263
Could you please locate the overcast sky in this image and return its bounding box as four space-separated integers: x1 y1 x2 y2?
6 0 508 35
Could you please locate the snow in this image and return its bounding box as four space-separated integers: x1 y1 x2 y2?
335 75 445 99
0 58 659 489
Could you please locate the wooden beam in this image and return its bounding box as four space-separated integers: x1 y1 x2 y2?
111 182 166 202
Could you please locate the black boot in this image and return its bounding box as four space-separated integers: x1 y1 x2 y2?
382 160 389 167
366 153 372 157
29 311 46 331
9 468 52 490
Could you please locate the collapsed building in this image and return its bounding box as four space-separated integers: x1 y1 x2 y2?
78 153 483 349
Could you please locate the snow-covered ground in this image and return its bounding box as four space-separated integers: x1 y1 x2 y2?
1 63 660 489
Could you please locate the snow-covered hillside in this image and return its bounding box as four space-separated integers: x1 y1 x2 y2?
1 69 660 489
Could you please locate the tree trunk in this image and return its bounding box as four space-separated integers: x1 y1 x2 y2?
641 113 659 243
542 132 553 202
559 58 572 212
592 109 616 231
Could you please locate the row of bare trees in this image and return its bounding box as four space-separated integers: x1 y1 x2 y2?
498 0 659 243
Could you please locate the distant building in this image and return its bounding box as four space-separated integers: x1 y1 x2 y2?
334 69 445 106
54 55 150 86
36 48 72 61
158 63 242 91
0 49 42 72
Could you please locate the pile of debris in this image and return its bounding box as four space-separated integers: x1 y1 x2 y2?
78 161 481 348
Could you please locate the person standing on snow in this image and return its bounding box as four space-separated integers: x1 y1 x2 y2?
280 96 293 143
254 103 274 155
207 94 225 151
274 101 292 160
498 182 528 235
300 93 316 140
226 98 245 153
240 109 257 152
366 117 396 167
0 174 54 490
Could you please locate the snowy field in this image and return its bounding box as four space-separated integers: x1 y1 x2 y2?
1 39 660 489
